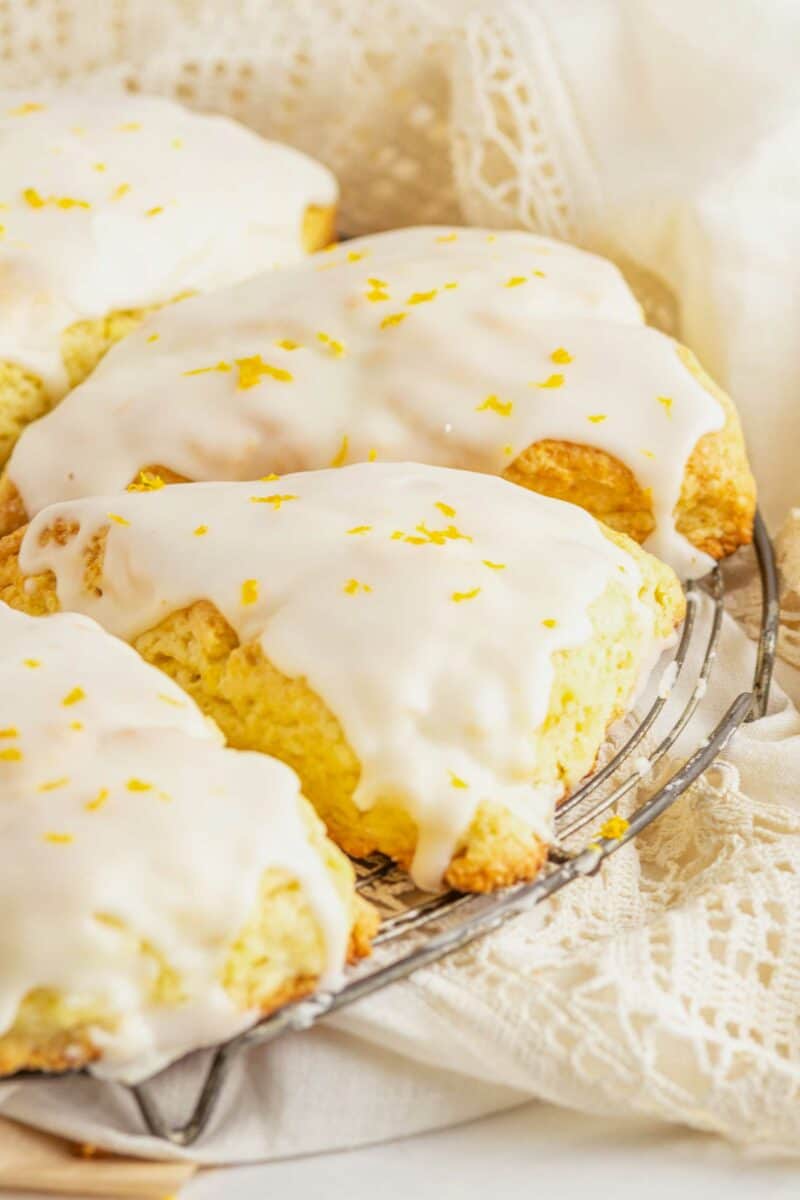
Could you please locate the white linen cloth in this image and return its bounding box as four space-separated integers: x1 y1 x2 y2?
1 0 800 1162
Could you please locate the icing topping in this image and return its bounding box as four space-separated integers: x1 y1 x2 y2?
0 88 336 392
0 603 349 1081
20 463 667 890
7 226 721 577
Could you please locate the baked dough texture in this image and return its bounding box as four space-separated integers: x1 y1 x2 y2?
0 88 337 468
0 463 685 893
0 227 754 577
0 604 374 1081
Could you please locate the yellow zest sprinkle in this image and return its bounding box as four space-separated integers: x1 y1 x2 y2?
23 658 40 668
534 373 565 389
276 338 301 350
380 312 407 329
62 687 86 707
259 473 280 482
435 501 456 518
146 332 160 343
366 287 389 302
0 727 18 739
93 162 106 172
542 618 557 628
8 102 44 116
172 137 183 149
44 832 73 845
368 447 378 461
599 815 629 840
449 771 468 788
184 360 232 377
505 276 527 288
236 354 293 387
641 449 655 460
452 588 481 603
330 434 349 467
56 196 90 210
343 578 372 595
250 493 297 510
443 281 458 290
126 778 152 792
486 234 497 242
658 395 673 415
0 226 4 238
145 205 164 217
193 524 208 536
587 414 607 424
127 470 164 492
118 121 141 131
368 277 388 288
316 331 346 357
476 394 513 417
23 188 91 210
85 789 109 812
483 560 506 570
38 777 69 792
107 512 130 526
241 578 259 606
112 182 131 200
347 525 372 535
533 269 547 278
347 250 367 262
70 721 83 731
550 347 573 365
158 692 185 707
436 233 458 243
395 521 472 547
502 444 515 457
0 748 22 762
406 289 437 305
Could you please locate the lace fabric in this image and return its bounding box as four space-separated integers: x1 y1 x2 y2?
0 0 799 1160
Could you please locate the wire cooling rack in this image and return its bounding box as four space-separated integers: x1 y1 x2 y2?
13 513 780 1147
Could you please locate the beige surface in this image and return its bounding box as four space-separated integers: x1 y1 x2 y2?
0 1115 195 1195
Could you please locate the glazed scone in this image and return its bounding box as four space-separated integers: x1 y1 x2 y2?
0 89 337 467
0 604 375 1082
0 226 754 578
0 464 685 892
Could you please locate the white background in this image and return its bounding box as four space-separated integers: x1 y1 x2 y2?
182 1102 800 1200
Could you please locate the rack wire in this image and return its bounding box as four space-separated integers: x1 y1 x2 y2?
14 513 781 1148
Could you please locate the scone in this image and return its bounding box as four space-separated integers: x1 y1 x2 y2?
0 88 337 467
0 603 375 1082
0 463 685 893
0 226 754 578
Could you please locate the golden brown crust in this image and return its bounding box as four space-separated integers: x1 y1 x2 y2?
0 1026 103 1077
503 341 756 562
503 440 657 545
0 474 27 539
674 345 756 559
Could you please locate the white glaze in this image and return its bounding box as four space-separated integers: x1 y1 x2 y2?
0 603 349 1082
19 463 670 890
0 87 336 392
6 226 722 578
